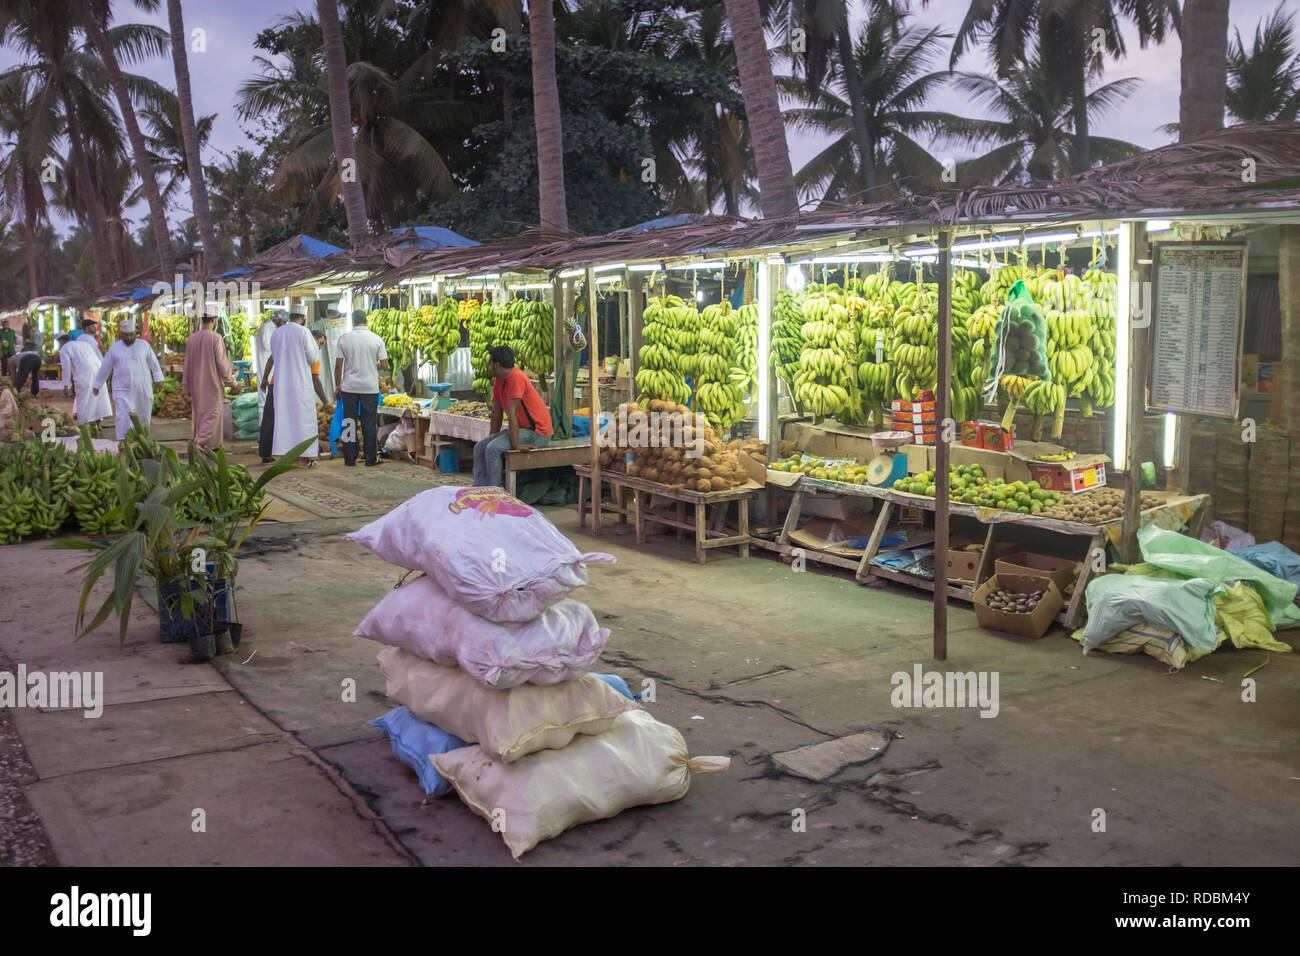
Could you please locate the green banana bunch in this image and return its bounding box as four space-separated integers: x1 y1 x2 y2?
728 303 759 399
796 288 854 418
635 296 691 406
694 301 745 432
503 298 554 375
408 301 461 367
772 289 804 394
890 282 939 401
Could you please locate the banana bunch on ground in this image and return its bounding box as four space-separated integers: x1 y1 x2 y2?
470 303 501 394
408 301 461 366
694 302 745 432
67 430 124 535
0 477 35 543
728 303 759 399
368 308 413 373
890 284 939 400
635 296 691 406
795 288 854 417
772 289 804 393
501 298 554 375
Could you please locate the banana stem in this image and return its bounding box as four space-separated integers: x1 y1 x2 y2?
1000 397 1019 431
1079 395 1094 418
1052 397 1066 439
1031 413 1044 441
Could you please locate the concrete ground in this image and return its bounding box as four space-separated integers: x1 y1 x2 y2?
1 426 1297 866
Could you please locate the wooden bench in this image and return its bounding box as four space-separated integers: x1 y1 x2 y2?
574 463 755 564
504 437 591 494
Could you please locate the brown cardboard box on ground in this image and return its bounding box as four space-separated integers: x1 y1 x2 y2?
995 552 1078 593
947 538 1018 582
974 572 1064 639
789 513 878 555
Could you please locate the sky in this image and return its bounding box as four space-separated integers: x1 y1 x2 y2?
0 0 1289 236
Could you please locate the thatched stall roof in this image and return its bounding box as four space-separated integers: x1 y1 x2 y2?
796 123 1300 235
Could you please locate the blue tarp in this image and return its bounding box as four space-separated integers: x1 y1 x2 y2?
631 213 698 232
390 226 478 249
299 234 344 258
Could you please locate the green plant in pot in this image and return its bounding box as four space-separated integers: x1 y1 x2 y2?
184 439 310 648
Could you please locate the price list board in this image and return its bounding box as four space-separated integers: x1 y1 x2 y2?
1147 242 1247 419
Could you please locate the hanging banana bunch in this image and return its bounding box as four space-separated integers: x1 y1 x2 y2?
772 289 804 399
1041 272 1098 416
889 281 938 401
727 303 759 400
635 295 692 406
469 302 501 395
695 301 746 432
794 286 854 419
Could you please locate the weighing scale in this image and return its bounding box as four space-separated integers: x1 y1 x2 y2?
865 431 915 487
429 382 454 410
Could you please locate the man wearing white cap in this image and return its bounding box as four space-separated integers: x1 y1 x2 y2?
254 309 286 426
92 318 165 440
260 310 319 465
60 325 113 426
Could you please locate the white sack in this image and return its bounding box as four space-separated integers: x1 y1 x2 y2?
349 486 615 623
433 709 731 859
356 574 610 688
377 646 636 762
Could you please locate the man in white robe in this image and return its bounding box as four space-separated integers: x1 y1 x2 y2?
254 310 285 425
260 314 319 462
60 334 113 426
92 319 165 440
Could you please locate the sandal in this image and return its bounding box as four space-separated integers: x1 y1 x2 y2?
299 458 317 468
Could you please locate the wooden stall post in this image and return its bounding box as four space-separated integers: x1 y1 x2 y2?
1122 223 1150 563
765 260 782 463
934 231 953 662
587 268 602 534
552 273 565 405
629 270 644 403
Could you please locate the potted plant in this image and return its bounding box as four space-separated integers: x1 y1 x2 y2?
56 417 311 658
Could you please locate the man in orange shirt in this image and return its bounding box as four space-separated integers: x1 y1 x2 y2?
473 345 552 487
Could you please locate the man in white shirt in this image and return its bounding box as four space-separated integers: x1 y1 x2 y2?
260 310 320 465
92 318 165 440
254 309 285 425
60 331 113 425
334 310 389 467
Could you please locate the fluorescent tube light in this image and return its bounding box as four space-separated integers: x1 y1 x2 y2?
666 260 725 270
628 263 663 272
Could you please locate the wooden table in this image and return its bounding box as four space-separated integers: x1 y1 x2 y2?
503 437 590 494
574 464 756 563
765 473 1209 629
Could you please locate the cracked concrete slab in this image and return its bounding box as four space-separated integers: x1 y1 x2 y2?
773 731 892 781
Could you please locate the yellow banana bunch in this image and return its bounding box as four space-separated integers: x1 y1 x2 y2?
1022 379 1066 416
694 302 745 431
796 287 855 418
636 296 690 405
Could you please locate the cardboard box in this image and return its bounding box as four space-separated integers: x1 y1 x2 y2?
1028 455 1107 494
1257 361 1277 393
979 423 1014 451
974 572 1064 639
995 552 1078 593
789 513 878 555
891 400 936 414
961 421 982 447
950 445 1009 482
946 539 1018 582
905 443 934 474
893 422 939 437
738 451 768 488
892 408 937 424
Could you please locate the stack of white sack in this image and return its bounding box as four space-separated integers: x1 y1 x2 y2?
350 485 729 856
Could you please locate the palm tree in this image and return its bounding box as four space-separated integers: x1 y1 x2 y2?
137 95 215 207
0 69 49 297
1 0 119 284
79 0 176 278
1179 0 1229 140
166 0 219 274
782 12 975 205
948 54 1143 183
773 0 878 196
1226 3 1300 123
317 0 368 248
529 0 568 235
207 149 265 260
723 0 799 217
945 0 1178 170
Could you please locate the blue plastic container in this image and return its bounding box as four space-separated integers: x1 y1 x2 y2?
436 447 460 474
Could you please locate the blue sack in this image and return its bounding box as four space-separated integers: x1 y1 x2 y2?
589 672 635 700
1229 541 1300 590
368 706 468 797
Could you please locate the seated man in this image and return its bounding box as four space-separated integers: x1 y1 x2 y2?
472 345 553 487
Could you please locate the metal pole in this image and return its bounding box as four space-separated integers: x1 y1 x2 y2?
934 230 953 662
628 271 644 404
1121 223 1150 562
587 269 602 535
